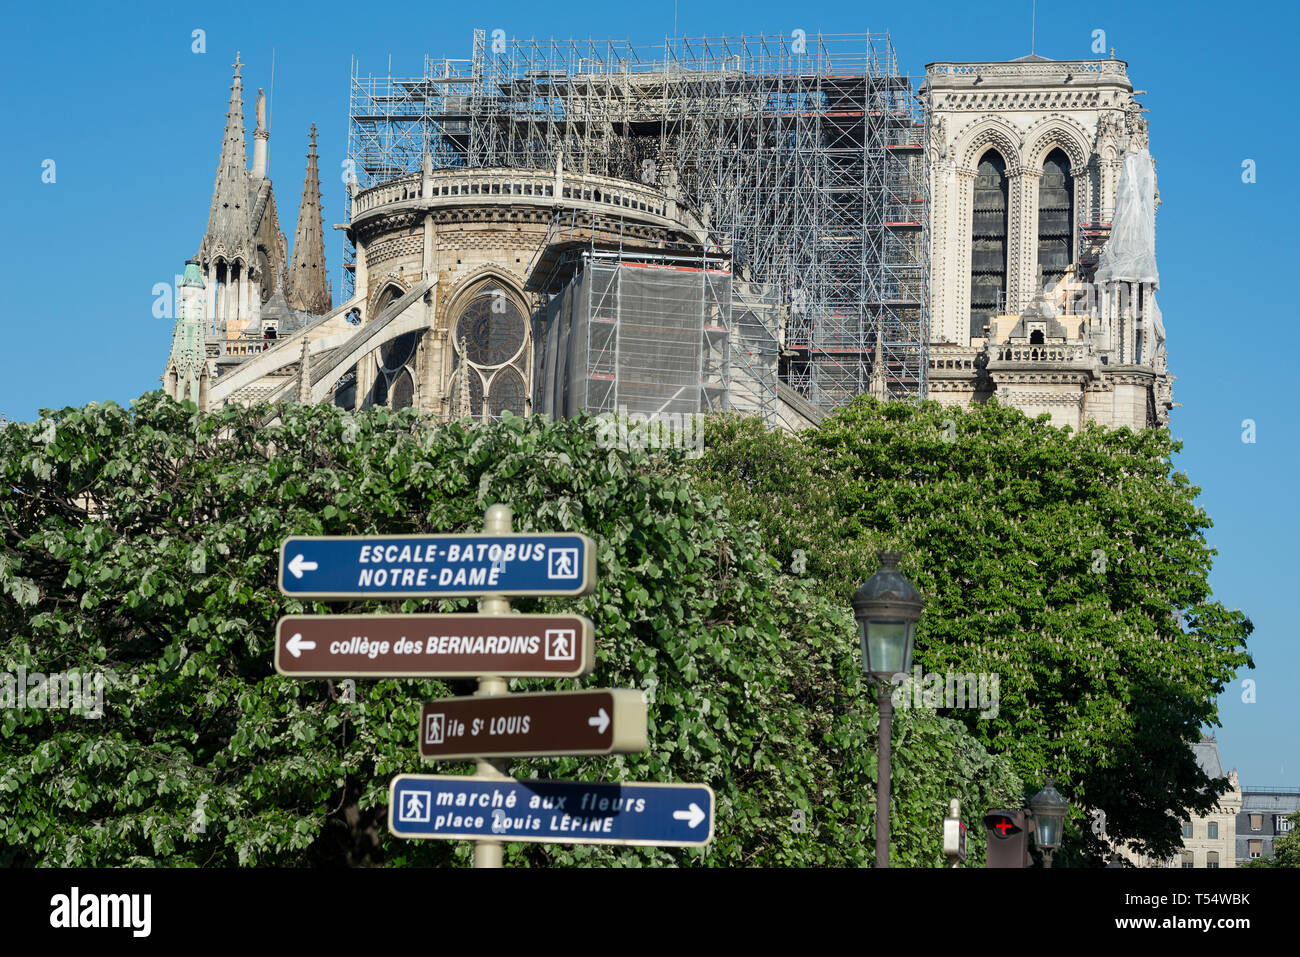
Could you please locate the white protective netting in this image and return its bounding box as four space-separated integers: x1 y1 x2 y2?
1095 148 1159 286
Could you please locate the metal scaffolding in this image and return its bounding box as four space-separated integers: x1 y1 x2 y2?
534 247 781 425
345 29 929 406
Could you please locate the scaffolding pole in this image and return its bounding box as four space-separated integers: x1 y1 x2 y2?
344 29 929 406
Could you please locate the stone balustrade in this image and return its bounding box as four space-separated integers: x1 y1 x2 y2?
929 346 980 371
928 60 1127 78
209 339 272 358
351 167 681 224
992 343 1092 363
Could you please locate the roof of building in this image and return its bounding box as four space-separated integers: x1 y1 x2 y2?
1239 791 1300 814
1193 736 1225 780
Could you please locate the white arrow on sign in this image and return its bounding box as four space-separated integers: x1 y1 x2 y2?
587 708 610 735
285 633 317 658
673 803 706 829
288 554 319 579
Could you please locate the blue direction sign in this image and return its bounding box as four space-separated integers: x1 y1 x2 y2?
388 775 714 848
278 533 596 599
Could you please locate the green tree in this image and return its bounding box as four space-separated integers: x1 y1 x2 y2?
0 394 1019 866
691 399 1253 861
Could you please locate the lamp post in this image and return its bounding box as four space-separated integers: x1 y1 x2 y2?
1029 779 1069 868
852 550 924 868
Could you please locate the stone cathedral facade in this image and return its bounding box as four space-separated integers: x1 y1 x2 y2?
164 49 1173 433
163 54 331 407
925 53 1173 430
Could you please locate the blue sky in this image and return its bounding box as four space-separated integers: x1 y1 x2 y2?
1 0 1295 788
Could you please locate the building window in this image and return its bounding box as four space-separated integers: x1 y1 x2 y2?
450 281 531 421
1249 839 1262 859
389 368 414 410
1207 822 1218 839
969 149 1009 340
1181 822 1193 839
1037 148 1074 293
1180 852 1194 869
1207 851 1219 869
333 365 357 410
359 285 422 412
1250 814 1263 831
1277 815 1295 833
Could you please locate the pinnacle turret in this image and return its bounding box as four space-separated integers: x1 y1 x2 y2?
201 53 254 265
297 338 313 403
286 124 332 315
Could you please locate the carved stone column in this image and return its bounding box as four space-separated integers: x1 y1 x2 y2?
1010 168 1040 312
951 166 976 346
422 213 436 280
929 163 952 344
205 265 217 326
353 237 369 320
417 289 442 415
1107 158 1124 222
436 328 451 418
354 355 376 412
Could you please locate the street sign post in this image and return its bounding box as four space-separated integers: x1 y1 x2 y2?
273 614 595 678
418 689 647 760
278 532 596 599
277 506 711 865
388 776 714 847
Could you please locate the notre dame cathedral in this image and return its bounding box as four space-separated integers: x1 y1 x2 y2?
164 37 1172 433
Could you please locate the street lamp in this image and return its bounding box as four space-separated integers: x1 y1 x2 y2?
852 550 924 868
1029 779 1069 868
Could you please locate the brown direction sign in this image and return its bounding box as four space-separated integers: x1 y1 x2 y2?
274 614 594 679
419 690 648 760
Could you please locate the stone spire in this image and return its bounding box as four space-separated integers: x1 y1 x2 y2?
868 320 889 399
452 339 472 418
166 261 209 405
286 124 332 315
297 337 312 403
201 53 253 264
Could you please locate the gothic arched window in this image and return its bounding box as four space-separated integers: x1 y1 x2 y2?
389 368 415 410
361 284 422 411
487 366 527 419
450 281 531 421
970 150 1009 339
1038 148 1074 292
333 364 357 410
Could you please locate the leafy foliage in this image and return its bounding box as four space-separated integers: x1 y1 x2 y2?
691 399 1253 862
0 394 1019 867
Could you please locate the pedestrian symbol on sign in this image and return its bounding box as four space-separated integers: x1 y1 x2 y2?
399 792 431 823
425 713 445 745
544 629 576 661
548 548 578 580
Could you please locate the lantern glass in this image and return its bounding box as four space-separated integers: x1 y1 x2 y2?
1028 780 1069 853
861 619 916 677
1035 814 1064 850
